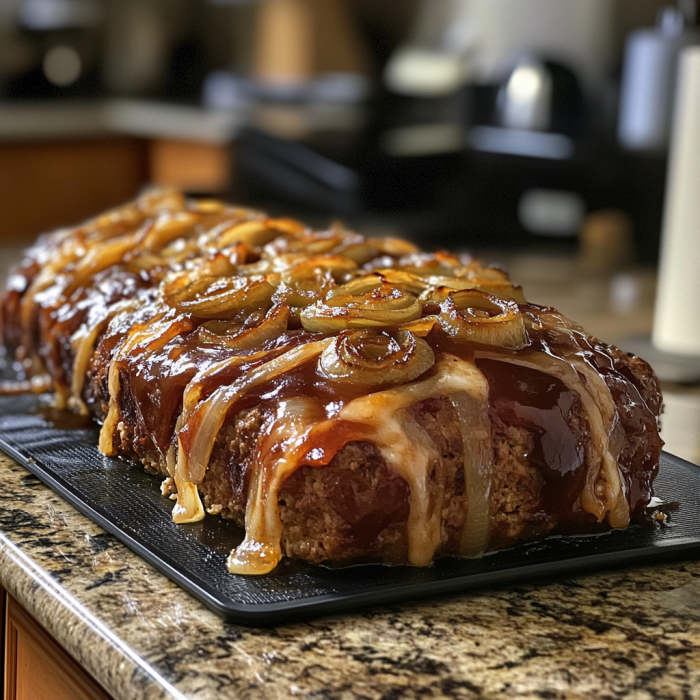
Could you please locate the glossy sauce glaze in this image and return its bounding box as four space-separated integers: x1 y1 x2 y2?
0 189 663 575
475 358 591 527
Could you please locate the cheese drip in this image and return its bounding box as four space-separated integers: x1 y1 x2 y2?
227 355 493 574
172 339 333 524
228 397 325 574
168 348 273 525
99 313 193 455
68 298 140 415
3 187 662 578
338 355 492 566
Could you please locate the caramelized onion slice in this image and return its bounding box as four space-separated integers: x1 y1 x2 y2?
216 219 279 248
398 315 439 337
372 269 427 295
421 279 526 304
319 329 434 388
283 255 357 280
264 224 365 259
324 274 383 299
142 211 199 251
420 280 481 302
190 198 227 214
438 290 527 349
272 276 334 308
470 280 526 303
396 251 464 276
161 252 238 303
265 217 308 236
448 390 492 556
196 304 289 350
269 257 350 308
457 263 509 281
369 237 419 258
69 298 140 414
165 274 275 319
68 230 145 293
177 338 333 485
300 280 421 332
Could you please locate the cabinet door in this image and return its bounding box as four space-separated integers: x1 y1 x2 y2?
0 138 148 241
4 596 111 700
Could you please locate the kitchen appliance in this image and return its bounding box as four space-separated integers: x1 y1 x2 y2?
618 3 700 151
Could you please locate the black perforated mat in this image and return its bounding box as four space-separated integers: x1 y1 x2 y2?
0 392 698 625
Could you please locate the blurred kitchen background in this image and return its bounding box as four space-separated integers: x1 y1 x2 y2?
2 0 700 460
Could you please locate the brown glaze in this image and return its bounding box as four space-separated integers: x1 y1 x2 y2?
282 442 411 551
0 189 664 573
475 358 591 526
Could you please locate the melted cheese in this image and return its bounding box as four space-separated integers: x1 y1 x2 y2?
69 298 140 415
226 355 493 574
338 355 492 566
228 397 324 574
8 189 652 578
173 339 332 524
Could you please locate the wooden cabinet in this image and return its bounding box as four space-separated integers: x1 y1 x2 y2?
3 590 112 700
0 136 232 243
0 139 149 242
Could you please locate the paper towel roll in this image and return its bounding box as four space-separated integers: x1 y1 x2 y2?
653 47 700 355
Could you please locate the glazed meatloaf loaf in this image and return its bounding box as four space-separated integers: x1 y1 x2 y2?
0 189 663 575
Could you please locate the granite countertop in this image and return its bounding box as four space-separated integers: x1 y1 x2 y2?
1 451 700 699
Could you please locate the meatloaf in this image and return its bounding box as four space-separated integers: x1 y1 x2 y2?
0 189 663 574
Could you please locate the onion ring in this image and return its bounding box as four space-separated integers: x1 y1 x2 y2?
196 304 289 350
164 274 275 319
300 279 421 332
438 290 527 349
319 329 434 388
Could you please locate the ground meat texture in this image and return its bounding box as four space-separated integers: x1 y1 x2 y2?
489 421 554 548
80 314 663 567
0 193 665 573
407 398 467 557
199 406 267 522
85 342 660 567
279 399 467 565
279 442 411 565
276 398 553 566
90 370 583 566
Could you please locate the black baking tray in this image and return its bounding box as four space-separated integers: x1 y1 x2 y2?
0 392 698 625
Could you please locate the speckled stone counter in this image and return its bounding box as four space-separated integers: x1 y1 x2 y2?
1 451 700 700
